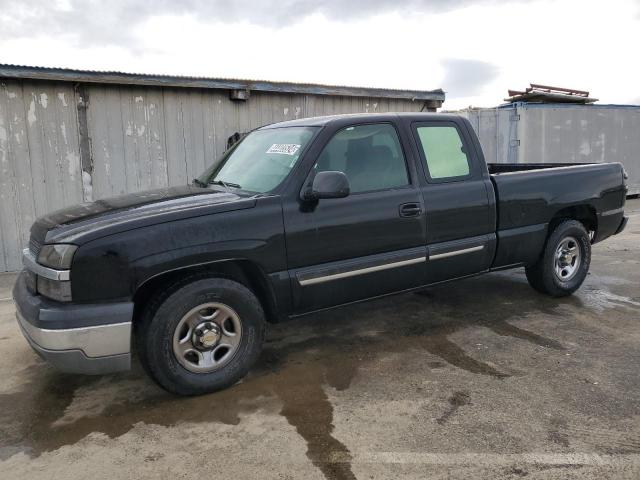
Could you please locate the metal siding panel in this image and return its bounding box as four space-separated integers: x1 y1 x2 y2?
258 92 273 128
20 83 47 218
280 93 289 121
377 97 390 113
520 105 640 193
463 107 518 164
210 92 228 161
369 97 380 113
465 104 639 193
500 107 518 164
325 96 337 116
222 93 239 150
247 91 261 130
318 94 328 115
286 95 305 119
162 89 189 186
0 81 23 271
477 109 498 164
144 87 170 188
86 85 127 197
119 87 142 192
303 94 314 118
201 92 217 172
117 87 169 192
23 82 83 210
7 83 37 268
334 96 345 114
184 90 207 181
349 96 360 114
291 93 303 121
235 91 251 136
0 81 83 271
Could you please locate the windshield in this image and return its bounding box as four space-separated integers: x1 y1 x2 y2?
198 126 318 193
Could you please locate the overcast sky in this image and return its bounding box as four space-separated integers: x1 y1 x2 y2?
1 0 639 109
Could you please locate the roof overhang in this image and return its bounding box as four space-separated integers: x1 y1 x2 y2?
0 64 445 102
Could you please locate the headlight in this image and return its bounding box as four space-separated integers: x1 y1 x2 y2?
37 244 77 269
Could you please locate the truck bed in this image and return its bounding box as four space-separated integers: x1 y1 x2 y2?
488 161 626 269
487 162 590 174
489 162 625 232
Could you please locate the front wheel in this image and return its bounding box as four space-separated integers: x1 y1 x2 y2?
525 220 591 297
137 277 266 395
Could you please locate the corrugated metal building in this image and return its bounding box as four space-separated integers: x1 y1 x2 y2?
459 103 640 196
0 64 445 272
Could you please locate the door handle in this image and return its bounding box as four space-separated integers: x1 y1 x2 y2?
399 203 422 218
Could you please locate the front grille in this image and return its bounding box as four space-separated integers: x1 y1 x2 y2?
29 237 42 257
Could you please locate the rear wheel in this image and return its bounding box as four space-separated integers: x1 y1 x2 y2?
525 220 591 297
137 276 265 395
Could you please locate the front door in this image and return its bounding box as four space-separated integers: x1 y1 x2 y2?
283 122 427 313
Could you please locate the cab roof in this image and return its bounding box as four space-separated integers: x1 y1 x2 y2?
260 112 464 129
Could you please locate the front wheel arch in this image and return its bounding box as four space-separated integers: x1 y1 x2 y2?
132 260 280 326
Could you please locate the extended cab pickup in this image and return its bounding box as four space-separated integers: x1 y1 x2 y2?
13 113 628 395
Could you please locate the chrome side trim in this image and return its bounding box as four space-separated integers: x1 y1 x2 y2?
22 248 70 281
298 256 425 286
16 311 131 357
601 207 624 217
429 245 484 261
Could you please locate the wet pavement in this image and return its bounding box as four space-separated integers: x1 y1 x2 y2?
1 199 639 480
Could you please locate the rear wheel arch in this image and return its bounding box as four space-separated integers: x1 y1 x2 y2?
549 204 597 240
132 259 280 326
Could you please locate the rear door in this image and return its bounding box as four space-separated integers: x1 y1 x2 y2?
283 121 427 313
409 119 496 283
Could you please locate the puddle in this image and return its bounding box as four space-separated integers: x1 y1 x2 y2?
579 286 640 313
0 272 598 479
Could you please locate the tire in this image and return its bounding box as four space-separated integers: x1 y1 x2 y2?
525 219 591 297
136 276 266 396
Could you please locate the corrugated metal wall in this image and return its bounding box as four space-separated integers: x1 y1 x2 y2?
461 103 640 195
0 79 423 272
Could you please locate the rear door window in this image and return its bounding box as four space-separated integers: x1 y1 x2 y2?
415 125 471 181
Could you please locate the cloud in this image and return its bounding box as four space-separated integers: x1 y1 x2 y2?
0 0 524 48
440 58 499 97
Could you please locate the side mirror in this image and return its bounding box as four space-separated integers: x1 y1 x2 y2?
303 171 350 201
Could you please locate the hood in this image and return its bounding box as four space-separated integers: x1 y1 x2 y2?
31 185 258 245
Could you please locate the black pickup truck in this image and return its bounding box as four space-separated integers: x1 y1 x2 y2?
13 113 628 395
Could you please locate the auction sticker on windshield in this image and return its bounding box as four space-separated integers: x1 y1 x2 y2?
266 144 301 155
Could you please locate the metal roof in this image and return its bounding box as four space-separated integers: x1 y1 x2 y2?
0 64 445 102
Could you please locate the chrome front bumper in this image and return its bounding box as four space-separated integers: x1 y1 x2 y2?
13 272 133 375
16 311 132 374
